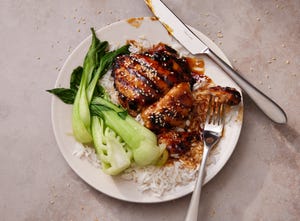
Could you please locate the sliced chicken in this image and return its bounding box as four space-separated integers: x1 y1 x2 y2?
141 82 194 132
193 85 242 106
208 86 241 105
158 131 200 155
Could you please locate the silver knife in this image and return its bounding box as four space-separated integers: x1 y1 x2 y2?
145 0 287 124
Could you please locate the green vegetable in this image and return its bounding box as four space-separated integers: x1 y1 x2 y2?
72 28 129 144
91 97 166 166
47 28 167 175
72 29 108 143
46 88 76 104
46 66 83 104
70 66 83 91
91 116 132 175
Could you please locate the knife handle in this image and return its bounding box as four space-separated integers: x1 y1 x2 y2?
205 49 287 124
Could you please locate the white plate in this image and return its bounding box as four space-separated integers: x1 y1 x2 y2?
51 17 243 203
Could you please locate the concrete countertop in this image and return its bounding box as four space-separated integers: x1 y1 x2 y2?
1 0 299 220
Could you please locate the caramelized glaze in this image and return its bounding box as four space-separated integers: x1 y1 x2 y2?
112 43 241 168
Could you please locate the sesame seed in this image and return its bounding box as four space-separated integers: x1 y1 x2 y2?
217 32 223 38
186 120 190 126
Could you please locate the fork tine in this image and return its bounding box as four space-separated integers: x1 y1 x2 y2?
205 96 225 126
205 95 213 124
212 98 219 124
218 103 225 125
207 96 218 124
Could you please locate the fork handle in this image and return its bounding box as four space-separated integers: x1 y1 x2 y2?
184 145 210 221
204 49 287 124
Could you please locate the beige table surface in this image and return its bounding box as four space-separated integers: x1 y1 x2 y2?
1 0 299 220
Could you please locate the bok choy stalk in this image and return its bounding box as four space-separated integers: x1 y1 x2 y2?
72 28 129 143
91 116 132 175
72 29 108 143
90 97 166 166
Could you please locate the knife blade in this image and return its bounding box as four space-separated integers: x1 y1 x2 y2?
145 0 287 124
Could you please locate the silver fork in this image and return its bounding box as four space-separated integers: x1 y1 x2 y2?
185 97 225 221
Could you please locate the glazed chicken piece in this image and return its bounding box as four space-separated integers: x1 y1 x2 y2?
141 82 193 132
112 43 192 116
144 43 192 84
112 54 166 116
208 86 241 105
158 131 200 155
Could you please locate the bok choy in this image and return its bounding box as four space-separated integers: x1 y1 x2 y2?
90 97 166 166
91 116 132 175
47 28 167 175
72 28 129 143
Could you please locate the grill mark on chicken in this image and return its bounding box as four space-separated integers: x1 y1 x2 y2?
115 55 163 94
113 55 166 115
112 44 193 116
129 54 171 93
144 43 192 85
114 68 145 97
130 54 186 89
